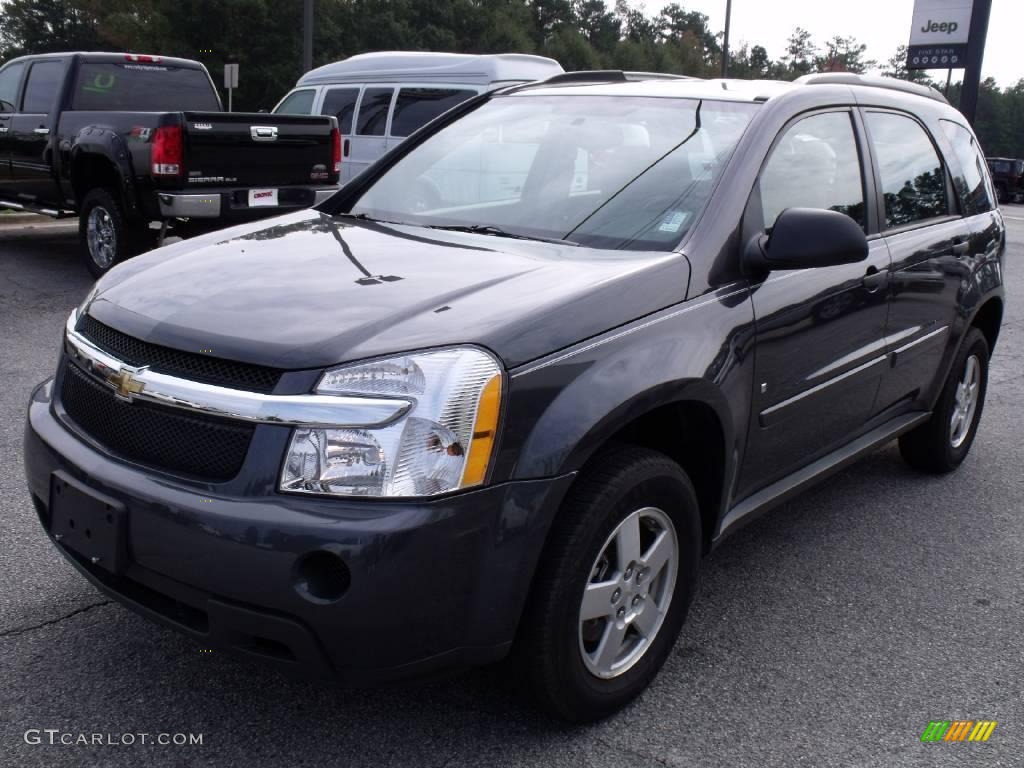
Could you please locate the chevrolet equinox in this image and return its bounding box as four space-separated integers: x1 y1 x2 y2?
24 71 1005 722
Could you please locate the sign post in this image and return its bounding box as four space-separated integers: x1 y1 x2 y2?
223 63 239 112
906 0 991 123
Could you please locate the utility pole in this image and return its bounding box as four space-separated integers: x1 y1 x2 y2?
720 0 732 78
303 0 314 73
959 0 991 124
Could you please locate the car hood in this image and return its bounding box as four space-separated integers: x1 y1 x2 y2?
86 210 691 371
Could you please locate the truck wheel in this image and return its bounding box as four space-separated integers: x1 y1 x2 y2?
79 188 152 278
899 328 989 473
995 185 1007 206
519 444 701 722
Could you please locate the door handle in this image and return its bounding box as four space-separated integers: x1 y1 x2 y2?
951 239 970 256
33 127 50 135
861 266 889 293
343 138 350 157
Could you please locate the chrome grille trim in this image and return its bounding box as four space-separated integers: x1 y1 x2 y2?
64 310 412 429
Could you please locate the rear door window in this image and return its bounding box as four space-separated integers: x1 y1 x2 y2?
72 62 220 111
390 88 476 137
0 62 25 112
939 120 994 214
355 88 394 136
22 60 65 113
865 112 949 228
274 88 316 115
320 87 359 134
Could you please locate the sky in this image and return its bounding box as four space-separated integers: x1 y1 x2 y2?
638 0 1023 86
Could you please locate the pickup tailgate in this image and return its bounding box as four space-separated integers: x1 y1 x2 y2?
181 112 336 187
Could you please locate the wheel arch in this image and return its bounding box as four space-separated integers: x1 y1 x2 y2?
541 381 735 555
969 295 1003 353
69 131 141 219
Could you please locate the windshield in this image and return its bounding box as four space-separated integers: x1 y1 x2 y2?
72 63 221 111
348 95 757 250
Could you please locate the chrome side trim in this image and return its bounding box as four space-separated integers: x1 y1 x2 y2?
64 311 412 429
759 354 889 427
891 325 948 357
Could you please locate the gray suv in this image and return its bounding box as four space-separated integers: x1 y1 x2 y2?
24 71 1004 721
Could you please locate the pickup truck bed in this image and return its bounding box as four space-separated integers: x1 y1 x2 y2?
0 52 340 275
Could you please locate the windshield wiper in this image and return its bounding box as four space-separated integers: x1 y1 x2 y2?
429 224 578 247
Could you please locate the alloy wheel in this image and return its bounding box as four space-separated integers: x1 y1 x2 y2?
578 506 678 679
950 354 980 449
87 206 117 269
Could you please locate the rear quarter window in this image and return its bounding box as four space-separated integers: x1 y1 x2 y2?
72 63 220 111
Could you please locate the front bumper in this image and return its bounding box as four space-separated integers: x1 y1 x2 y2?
156 186 338 219
24 377 574 681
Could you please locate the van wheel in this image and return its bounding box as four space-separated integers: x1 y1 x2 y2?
899 328 989 473
79 188 153 278
519 444 701 722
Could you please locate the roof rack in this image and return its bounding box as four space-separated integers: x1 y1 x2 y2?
795 73 949 104
541 70 628 86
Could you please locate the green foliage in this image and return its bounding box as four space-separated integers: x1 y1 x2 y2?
2 0 1023 157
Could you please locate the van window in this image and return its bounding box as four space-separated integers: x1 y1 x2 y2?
760 111 866 230
0 63 25 112
866 112 948 228
356 88 393 136
320 87 359 134
390 88 476 137
940 120 994 214
274 89 316 115
22 60 65 113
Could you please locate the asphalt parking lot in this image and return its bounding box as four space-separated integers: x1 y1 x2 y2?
1 211 1021 767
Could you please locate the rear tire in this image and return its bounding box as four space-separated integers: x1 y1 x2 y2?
519 444 701 722
899 328 989 473
79 188 153 278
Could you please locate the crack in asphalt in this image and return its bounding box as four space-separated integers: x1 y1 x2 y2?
0 600 113 639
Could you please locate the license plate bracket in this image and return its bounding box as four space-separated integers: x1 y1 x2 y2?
49 472 127 574
247 188 278 207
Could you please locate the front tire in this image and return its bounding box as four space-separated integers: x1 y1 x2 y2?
78 188 153 278
520 445 701 722
899 327 989 473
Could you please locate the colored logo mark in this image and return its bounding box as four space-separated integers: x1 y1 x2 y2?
921 720 997 742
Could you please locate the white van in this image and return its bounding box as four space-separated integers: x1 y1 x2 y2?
272 51 564 183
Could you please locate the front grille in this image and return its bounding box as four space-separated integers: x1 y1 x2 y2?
78 314 282 393
60 361 254 482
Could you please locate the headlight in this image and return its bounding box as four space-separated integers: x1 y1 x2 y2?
280 347 503 497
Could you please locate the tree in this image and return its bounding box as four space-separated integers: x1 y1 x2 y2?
780 26 815 78
0 0 101 58
814 35 875 74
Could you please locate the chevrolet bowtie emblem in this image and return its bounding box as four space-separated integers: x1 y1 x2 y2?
106 368 145 400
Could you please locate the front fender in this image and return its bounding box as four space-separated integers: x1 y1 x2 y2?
497 284 756 503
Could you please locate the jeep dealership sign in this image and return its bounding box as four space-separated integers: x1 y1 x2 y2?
907 0 974 69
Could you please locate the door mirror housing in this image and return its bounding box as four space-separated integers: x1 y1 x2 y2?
745 207 868 272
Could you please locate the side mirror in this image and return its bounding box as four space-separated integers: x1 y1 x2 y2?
0 99 13 113
744 208 868 272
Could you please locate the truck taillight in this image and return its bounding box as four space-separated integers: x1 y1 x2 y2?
331 128 342 176
152 126 183 176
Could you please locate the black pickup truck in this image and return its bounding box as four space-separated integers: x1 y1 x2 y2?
986 156 1024 205
0 52 340 275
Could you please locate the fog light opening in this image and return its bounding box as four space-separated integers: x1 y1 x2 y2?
293 550 351 603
